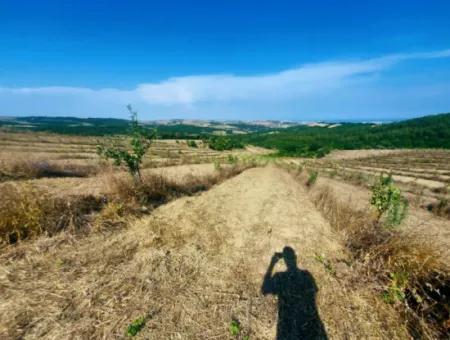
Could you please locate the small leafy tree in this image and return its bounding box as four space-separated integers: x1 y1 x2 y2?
370 174 408 226
306 170 318 187
97 105 154 182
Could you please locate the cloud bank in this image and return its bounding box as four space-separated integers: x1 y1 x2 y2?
1 49 450 120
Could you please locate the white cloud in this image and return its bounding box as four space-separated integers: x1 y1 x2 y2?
1 49 450 119
135 60 385 105
135 49 450 105
1 86 95 95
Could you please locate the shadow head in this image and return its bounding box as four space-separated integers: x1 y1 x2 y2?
282 246 297 270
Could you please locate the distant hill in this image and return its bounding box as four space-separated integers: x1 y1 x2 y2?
0 116 274 137
231 113 450 157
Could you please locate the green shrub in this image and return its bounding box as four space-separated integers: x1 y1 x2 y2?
187 140 198 148
208 136 244 151
370 174 408 226
227 154 238 164
306 170 318 187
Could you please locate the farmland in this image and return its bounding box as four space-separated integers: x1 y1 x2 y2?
4 2 450 338
0 128 449 339
314 149 450 217
0 131 268 181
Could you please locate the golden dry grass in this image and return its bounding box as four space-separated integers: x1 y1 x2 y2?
308 182 449 338
0 166 408 339
0 131 268 177
0 182 103 245
0 158 101 181
0 162 255 246
1 131 448 338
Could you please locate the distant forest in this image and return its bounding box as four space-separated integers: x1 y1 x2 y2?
0 116 272 138
230 113 450 157
1 113 449 157
0 116 222 138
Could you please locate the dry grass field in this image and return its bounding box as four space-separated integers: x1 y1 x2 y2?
0 132 449 339
0 131 269 182
302 149 450 219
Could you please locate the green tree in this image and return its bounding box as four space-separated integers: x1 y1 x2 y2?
370 174 408 226
97 105 154 182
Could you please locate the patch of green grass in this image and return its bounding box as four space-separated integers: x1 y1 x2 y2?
314 253 336 276
227 154 238 164
229 319 241 337
381 271 409 304
214 159 222 170
126 316 147 337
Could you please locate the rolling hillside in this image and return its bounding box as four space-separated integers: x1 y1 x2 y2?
233 113 450 156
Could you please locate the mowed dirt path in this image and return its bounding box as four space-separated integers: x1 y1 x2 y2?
0 166 404 339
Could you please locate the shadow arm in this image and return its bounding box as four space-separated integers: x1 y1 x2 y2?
261 255 279 295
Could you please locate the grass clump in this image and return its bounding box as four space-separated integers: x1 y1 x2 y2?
306 170 318 187
381 271 409 304
93 202 127 230
214 159 222 170
227 154 238 164
229 319 241 336
0 183 48 243
126 316 147 337
314 253 336 276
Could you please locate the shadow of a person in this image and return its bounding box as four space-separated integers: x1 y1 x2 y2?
262 246 327 340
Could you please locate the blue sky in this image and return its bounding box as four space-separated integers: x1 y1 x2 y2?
1 0 450 121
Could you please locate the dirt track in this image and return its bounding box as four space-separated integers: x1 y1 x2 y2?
0 166 404 339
